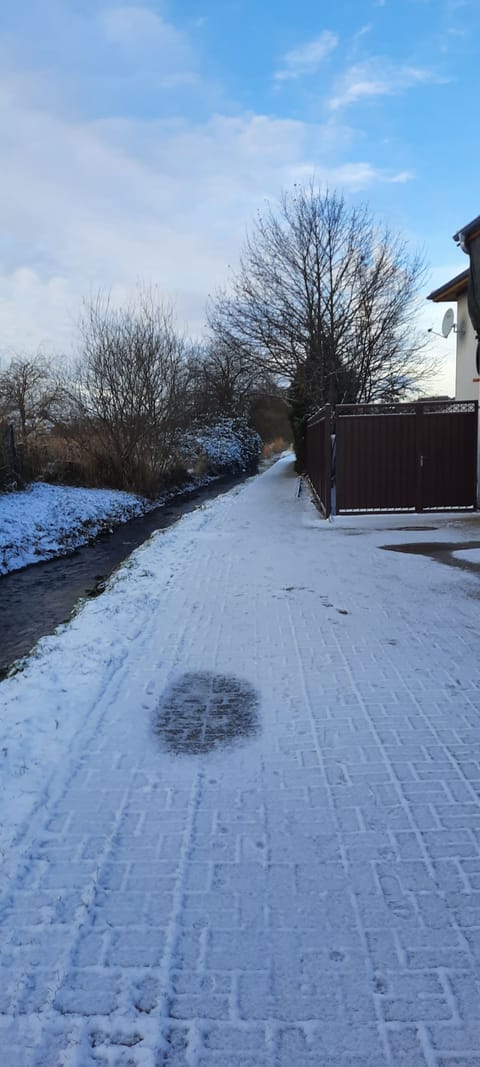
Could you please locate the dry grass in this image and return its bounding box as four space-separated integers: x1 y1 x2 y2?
261 437 290 459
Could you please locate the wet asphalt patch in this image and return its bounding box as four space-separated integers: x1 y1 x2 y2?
380 539 480 579
153 671 260 755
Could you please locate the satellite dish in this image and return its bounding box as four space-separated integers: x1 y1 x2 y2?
441 308 455 338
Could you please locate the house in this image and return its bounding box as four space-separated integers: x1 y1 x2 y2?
428 269 478 403
428 216 480 497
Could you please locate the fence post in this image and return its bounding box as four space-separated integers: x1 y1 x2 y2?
8 422 17 469
474 400 479 509
324 407 332 518
7 421 24 488
415 404 424 512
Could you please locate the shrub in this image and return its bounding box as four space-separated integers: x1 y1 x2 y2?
180 417 262 478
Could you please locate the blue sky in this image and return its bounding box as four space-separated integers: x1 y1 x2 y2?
1 0 479 391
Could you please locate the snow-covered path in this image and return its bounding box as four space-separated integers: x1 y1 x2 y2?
1 457 480 1066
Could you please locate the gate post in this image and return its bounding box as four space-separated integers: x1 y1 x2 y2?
324 407 332 518
415 404 424 512
474 400 479 509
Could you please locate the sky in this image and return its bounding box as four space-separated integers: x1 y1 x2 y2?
0 0 479 393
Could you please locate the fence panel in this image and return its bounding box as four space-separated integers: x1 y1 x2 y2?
335 401 478 514
336 406 416 513
305 405 332 517
421 402 478 510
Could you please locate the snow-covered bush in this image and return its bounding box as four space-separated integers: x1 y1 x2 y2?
180 417 262 477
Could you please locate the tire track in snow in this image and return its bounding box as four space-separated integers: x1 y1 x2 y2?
0 503 218 896
151 548 236 1066
33 533 234 1064
0 509 231 1063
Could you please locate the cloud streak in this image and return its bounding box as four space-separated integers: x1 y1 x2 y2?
275 31 338 81
329 59 444 109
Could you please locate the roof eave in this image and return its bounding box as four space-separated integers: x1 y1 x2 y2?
453 214 480 251
427 268 469 303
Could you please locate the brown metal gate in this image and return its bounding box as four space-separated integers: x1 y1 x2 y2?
335 401 478 514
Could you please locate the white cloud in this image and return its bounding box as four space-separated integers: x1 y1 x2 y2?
275 31 338 81
353 24 373 43
0 270 76 360
389 170 415 183
0 59 415 357
101 4 186 51
98 4 198 87
309 161 415 189
329 59 442 109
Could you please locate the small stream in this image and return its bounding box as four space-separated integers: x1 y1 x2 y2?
0 474 247 679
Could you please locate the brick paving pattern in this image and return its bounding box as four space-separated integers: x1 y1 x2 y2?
1 460 480 1065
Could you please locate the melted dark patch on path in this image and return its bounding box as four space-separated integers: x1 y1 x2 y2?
154 671 260 755
380 539 480 579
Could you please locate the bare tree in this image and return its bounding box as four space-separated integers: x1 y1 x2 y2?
75 290 191 494
0 354 65 446
208 185 431 457
187 340 269 421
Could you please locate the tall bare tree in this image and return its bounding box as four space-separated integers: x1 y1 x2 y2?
208 185 430 459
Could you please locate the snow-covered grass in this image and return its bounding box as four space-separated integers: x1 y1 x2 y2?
0 482 147 575
0 419 263 576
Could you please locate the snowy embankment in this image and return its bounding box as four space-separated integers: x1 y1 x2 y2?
0 418 262 576
0 482 148 576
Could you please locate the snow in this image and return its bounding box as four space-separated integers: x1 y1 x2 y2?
452 547 480 563
0 482 147 575
0 419 262 576
180 417 262 474
1 457 480 1064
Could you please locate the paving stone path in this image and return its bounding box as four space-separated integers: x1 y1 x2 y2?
1 459 480 1066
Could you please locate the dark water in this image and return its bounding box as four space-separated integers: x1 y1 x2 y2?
0 475 247 678
380 539 480 578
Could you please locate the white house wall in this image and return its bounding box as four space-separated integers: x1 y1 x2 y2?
454 293 480 505
455 292 479 402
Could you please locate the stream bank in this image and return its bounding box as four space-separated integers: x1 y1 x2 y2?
0 472 250 679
